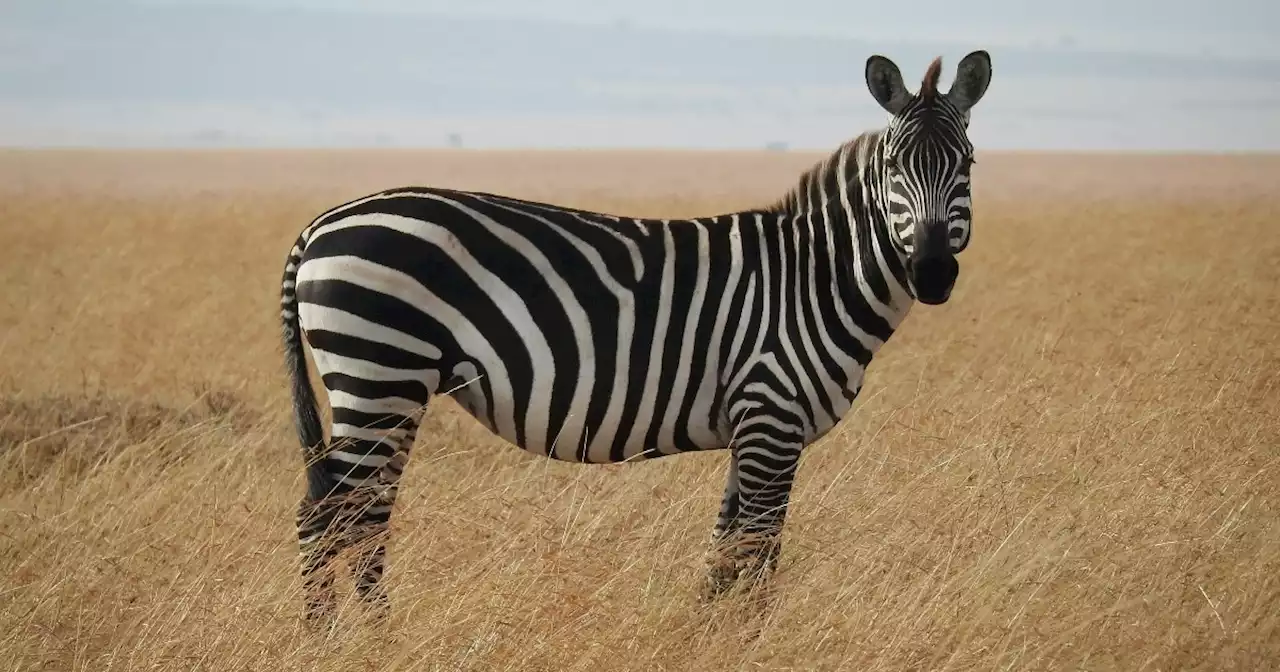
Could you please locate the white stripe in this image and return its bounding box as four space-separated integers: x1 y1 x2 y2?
330 423 407 443
725 215 772 398
722 270 756 386
300 303 443 361
621 224 677 460
327 389 425 416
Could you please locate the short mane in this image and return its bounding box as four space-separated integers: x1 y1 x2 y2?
763 131 881 215
920 56 943 98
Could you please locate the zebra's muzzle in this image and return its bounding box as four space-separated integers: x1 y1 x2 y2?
906 224 959 305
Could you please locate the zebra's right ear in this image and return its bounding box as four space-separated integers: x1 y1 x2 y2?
865 55 910 116
947 50 992 113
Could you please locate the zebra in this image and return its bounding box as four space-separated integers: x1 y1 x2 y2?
280 50 992 622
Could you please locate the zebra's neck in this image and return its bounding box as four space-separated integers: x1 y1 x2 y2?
760 131 914 344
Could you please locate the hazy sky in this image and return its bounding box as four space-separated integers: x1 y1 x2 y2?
135 0 1280 58
3 1 1278 150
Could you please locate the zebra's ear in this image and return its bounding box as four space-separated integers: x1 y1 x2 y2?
865 55 910 115
947 50 992 113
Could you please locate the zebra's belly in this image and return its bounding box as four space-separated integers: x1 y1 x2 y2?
442 351 727 464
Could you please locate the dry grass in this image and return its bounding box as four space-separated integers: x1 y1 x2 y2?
1 149 1278 671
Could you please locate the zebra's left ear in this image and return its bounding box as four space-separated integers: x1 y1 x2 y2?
865 55 910 115
947 50 992 113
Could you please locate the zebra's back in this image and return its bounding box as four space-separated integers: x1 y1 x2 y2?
294 187 751 463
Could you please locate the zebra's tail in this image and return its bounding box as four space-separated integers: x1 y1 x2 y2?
280 230 332 503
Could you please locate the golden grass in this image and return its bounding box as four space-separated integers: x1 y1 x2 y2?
1 149 1278 671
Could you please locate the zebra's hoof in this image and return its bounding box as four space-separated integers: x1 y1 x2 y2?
699 555 776 603
699 563 740 602
302 606 336 632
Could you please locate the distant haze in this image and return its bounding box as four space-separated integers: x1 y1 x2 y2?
3 0 1279 151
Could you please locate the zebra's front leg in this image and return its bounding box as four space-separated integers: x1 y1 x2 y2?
702 437 799 600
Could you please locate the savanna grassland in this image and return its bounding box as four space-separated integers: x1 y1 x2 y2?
1 149 1278 671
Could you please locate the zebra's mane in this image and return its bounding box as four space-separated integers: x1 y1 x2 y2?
763 129 884 216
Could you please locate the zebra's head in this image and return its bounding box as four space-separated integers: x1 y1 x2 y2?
865 51 992 305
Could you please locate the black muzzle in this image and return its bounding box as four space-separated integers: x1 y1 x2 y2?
906 223 959 305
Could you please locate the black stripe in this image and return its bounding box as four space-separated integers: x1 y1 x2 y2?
331 408 415 431
305 329 435 371
321 372 428 405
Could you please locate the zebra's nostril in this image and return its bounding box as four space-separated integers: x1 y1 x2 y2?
908 254 959 305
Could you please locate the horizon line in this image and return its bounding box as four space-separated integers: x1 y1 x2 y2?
3 145 1277 156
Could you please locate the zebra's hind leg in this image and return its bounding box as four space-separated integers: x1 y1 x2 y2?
297 492 339 624
297 389 428 624
350 408 423 618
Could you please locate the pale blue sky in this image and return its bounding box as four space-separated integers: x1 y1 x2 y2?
3 0 1278 150
135 0 1280 58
